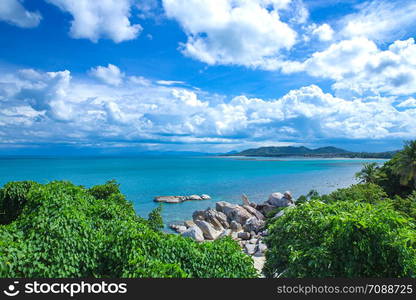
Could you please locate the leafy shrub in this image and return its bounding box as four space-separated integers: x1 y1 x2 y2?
0 180 256 278
103 219 256 278
320 183 388 204
88 179 121 201
0 181 38 225
295 190 320 206
264 200 416 278
390 192 416 221
0 181 105 277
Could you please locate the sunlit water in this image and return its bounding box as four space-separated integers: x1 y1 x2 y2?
0 156 385 225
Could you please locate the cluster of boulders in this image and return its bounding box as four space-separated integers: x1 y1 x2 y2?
154 194 211 203
170 191 295 261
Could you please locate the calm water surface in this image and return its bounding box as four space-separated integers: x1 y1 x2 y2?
0 156 385 225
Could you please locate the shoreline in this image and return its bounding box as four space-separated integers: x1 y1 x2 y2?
215 155 389 161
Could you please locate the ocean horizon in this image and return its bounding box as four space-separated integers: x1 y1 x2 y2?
0 155 386 226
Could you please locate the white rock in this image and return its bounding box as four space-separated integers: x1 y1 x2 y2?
205 209 229 230
216 201 236 215
176 225 187 233
258 243 268 253
154 196 186 203
252 256 265 275
216 201 252 225
243 217 265 233
195 220 221 240
230 220 243 232
267 192 285 206
254 242 268 257
243 205 265 221
181 226 204 242
245 243 257 255
169 224 187 233
242 194 250 206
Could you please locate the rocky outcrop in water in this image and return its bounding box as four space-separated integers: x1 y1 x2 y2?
170 191 295 274
154 194 211 203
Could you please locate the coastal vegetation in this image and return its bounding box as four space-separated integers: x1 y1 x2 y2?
264 200 416 277
0 180 256 278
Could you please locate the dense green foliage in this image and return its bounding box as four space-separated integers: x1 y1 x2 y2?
295 190 319 206
265 140 416 278
264 200 416 278
321 183 388 204
0 181 256 278
390 192 416 221
375 158 413 197
87 179 121 200
0 181 38 225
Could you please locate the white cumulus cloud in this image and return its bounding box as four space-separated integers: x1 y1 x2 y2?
339 0 416 43
0 67 415 149
311 23 334 41
0 0 41 28
285 37 416 97
397 98 416 108
46 0 142 43
89 64 125 86
163 0 298 69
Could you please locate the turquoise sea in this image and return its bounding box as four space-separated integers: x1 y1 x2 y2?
0 156 385 225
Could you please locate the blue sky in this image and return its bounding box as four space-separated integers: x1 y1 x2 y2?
0 0 415 154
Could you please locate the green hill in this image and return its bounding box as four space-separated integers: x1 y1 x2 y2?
229 146 395 158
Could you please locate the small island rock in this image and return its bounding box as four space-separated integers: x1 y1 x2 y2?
154 194 211 203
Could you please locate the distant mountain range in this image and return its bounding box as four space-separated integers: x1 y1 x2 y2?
225 146 396 159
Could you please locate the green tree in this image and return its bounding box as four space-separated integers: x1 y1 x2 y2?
147 205 164 231
88 179 121 200
392 141 416 188
355 162 382 184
